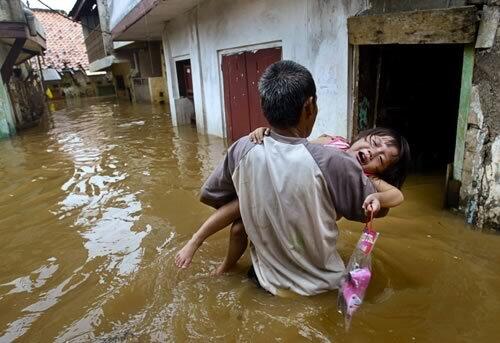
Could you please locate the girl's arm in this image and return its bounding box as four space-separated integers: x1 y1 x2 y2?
310 135 334 145
370 177 404 207
363 178 404 216
249 127 333 145
175 199 240 268
191 199 240 244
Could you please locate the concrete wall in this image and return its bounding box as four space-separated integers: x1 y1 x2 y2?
162 0 364 137
0 0 24 22
111 62 132 100
132 78 151 102
148 76 167 104
131 76 167 103
97 0 113 56
137 43 163 78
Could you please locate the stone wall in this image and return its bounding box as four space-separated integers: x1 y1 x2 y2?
460 21 500 230
8 62 46 130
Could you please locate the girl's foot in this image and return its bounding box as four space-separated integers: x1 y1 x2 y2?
210 261 232 276
175 239 201 268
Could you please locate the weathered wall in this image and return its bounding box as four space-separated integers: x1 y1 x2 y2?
8 64 45 130
137 43 163 78
0 0 24 22
163 0 364 137
0 44 17 139
97 0 113 56
162 10 203 129
111 62 132 100
461 24 500 230
148 76 167 104
364 0 468 14
132 78 151 102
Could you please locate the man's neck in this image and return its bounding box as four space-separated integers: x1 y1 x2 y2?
272 126 308 138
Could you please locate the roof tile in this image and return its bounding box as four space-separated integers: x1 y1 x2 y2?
33 9 89 70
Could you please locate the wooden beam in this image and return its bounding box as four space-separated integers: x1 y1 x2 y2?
3 41 41 55
348 6 478 45
348 45 359 139
453 44 475 181
1 38 26 84
0 22 28 39
475 5 499 49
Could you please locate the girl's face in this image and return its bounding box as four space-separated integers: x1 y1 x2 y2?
347 135 399 175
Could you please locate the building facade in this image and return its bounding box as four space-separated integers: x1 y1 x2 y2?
32 8 114 99
69 0 167 104
0 0 46 138
112 0 498 229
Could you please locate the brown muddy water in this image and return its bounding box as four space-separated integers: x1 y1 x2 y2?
1 98 499 342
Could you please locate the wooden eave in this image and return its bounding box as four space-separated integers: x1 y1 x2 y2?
0 22 46 64
348 6 479 45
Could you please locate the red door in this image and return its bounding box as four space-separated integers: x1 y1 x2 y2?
222 47 282 141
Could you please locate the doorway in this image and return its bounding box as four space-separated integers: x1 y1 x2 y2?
355 44 464 172
175 59 195 125
176 59 193 99
221 47 282 141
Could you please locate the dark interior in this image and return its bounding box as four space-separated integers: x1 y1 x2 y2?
358 44 463 172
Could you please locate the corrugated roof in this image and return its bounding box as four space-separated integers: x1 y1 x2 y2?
42 68 61 81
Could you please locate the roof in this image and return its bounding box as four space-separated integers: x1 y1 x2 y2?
42 68 61 81
69 0 92 21
33 9 89 70
111 0 199 40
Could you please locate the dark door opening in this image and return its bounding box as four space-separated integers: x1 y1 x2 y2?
356 44 463 173
222 47 282 141
176 59 195 124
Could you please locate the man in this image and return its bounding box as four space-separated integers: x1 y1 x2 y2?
200 60 376 296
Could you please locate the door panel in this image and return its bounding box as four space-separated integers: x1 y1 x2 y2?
246 48 282 130
222 53 250 141
222 47 282 142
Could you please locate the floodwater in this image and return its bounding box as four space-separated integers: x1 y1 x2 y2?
1 98 499 342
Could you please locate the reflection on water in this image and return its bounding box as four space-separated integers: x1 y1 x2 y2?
0 98 499 342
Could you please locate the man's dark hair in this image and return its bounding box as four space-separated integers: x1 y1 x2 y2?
258 60 316 129
354 127 411 189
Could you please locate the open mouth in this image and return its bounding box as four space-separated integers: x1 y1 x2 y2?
357 151 368 165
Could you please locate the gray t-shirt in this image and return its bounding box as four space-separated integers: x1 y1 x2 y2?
200 132 375 296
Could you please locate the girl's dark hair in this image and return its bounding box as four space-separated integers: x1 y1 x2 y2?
353 127 411 189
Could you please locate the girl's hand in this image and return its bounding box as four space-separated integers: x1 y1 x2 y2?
363 194 381 216
249 127 270 144
318 133 334 139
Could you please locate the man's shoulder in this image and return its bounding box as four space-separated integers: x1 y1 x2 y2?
227 136 258 165
304 141 362 173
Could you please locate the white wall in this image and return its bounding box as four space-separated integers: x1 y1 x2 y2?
162 0 365 138
108 0 142 31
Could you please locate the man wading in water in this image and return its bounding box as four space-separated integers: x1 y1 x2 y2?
199 60 382 295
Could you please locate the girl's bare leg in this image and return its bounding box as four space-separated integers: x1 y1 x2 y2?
212 219 248 275
175 199 240 269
